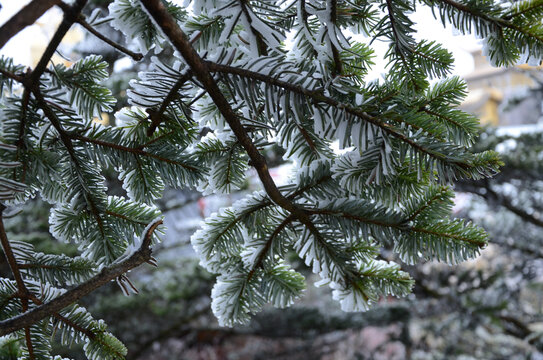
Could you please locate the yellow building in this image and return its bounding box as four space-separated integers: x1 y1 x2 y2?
461 51 543 126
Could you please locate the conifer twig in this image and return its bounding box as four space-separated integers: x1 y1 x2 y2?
71 134 199 171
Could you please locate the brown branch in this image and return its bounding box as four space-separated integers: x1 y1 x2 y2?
15 87 31 184
0 206 28 300
0 68 24 83
0 219 162 336
12 0 88 191
28 285 126 358
0 0 61 51
329 0 343 76
309 208 486 247
406 186 448 222
410 226 485 246
421 107 464 130
105 210 148 226
238 0 268 56
140 129 175 149
246 214 295 282
24 327 34 359
52 312 126 358
139 0 299 215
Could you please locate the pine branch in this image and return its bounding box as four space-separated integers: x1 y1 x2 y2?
384 0 419 89
246 214 295 282
8 0 89 195
138 3 374 309
406 186 449 222
206 61 475 170
27 291 127 358
16 87 31 184
438 0 543 43
105 210 148 226
238 0 268 55
505 0 543 20
410 226 485 246
0 0 61 50
309 208 485 247
0 219 162 336
139 0 310 218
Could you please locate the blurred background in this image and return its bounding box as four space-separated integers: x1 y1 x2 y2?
1 1 543 359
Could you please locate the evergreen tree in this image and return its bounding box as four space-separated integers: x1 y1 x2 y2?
0 0 542 358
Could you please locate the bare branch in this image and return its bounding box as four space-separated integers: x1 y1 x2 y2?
0 0 61 51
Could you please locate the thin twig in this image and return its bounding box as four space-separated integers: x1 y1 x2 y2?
54 2 144 61
30 0 89 85
0 68 25 83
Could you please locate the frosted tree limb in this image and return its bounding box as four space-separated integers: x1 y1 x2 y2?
0 219 163 336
